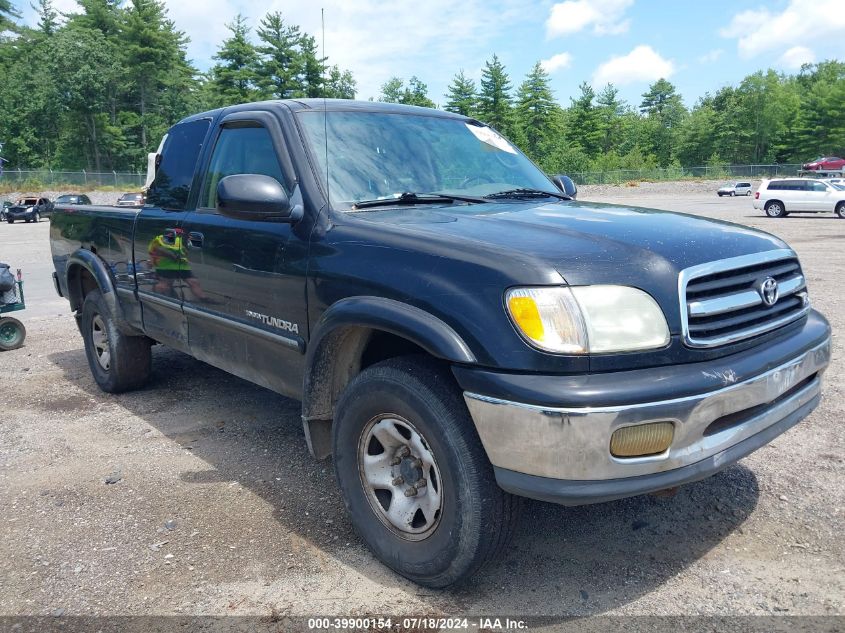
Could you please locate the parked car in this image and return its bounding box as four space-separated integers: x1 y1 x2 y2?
801 156 845 171
1 201 11 221
54 194 92 206
717 181 753 196
116 192 144 207
753 178 845 218
6 197 53 223
51 100 831 587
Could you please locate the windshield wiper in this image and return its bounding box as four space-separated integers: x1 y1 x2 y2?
484 188 571 201
351 192 486 210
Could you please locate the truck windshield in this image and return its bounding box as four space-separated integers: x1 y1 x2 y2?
296 110 558 211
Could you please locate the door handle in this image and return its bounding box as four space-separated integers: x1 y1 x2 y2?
188 231 204 248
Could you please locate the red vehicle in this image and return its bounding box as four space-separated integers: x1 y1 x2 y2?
801 156 845 171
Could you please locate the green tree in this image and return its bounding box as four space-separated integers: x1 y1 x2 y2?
122 0 194 155
33 0 58 35
52 25 121 170
477 54 513 137
792 61 845 160
595 83 626 153
379 76 435 107
444 69 477 116
0 0 21 31
298 34 325 98
639 78 686 165
208 15 261 106
255 12 302 99
566 82 603 158
324 65 356 99
514 61 557 161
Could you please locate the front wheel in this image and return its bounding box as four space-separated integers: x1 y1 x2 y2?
81 289 152 393
836 202 845 219
332 356 520 587
765 201 787 218
0 317 26 351
34 212 40 222
7 219 13 224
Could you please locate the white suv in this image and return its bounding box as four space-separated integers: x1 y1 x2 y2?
754 178 845 218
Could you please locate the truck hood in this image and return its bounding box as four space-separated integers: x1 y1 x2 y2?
355 199 788 329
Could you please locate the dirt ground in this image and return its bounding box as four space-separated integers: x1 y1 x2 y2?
0 184 843 627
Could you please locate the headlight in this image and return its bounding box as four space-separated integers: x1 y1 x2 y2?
505 286 670 354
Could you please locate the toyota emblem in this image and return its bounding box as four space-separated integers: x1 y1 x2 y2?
759 277 779 307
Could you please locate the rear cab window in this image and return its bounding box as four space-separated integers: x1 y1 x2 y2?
147 118 212 210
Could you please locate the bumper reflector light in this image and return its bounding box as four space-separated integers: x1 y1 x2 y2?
610 422 674 458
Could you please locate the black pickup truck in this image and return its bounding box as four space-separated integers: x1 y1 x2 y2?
50 100 831 587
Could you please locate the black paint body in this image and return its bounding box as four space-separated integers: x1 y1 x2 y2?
50 100 816 404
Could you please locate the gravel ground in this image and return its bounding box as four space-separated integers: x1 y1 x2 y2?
0 183 843 625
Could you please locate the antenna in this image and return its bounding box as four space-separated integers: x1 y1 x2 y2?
322 8 330 208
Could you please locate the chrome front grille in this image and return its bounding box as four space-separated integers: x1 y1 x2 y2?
680 249 810 348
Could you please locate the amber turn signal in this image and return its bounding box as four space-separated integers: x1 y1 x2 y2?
610 422 674 458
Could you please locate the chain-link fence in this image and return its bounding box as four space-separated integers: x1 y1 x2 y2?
569 164 805 185
0 168 145 189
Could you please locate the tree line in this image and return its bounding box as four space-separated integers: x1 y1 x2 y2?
1 0 844 176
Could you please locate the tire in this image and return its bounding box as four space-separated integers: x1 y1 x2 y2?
332 355 520 587
81 289 152 393
7 219 13 224
836 202 845 219
0 317 26 351
34 212 40 222
765 200 786 218
730 191 735 196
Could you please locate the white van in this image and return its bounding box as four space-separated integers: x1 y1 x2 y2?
753 178 845 218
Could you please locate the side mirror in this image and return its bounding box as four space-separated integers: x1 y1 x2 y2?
217 174 298 221
552 174 578 199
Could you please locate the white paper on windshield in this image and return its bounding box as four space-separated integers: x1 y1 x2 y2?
466 123 517 154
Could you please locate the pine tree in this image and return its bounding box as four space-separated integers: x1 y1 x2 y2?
255 12 302 99
640 78 686 165
595 83 625 153
567 82 603 157
298 34 325 98
122 0 192 152
515 61 556 160
477 54 513 137
444 70 477 116
209 15 261 106
33 0 58 36
0 0 20 31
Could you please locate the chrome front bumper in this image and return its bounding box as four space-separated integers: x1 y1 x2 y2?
464 338 830 483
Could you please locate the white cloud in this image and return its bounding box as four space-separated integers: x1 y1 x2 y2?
546 0 634 38
779 45 816 69
697 49 723 64
592 45 675 86
720 0 845 60
541 52 573 73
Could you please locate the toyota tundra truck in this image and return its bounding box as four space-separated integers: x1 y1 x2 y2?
50 100 831 587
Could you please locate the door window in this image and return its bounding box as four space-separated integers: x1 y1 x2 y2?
199 125 287 210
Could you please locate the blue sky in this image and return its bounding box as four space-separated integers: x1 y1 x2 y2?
12 0 845 108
